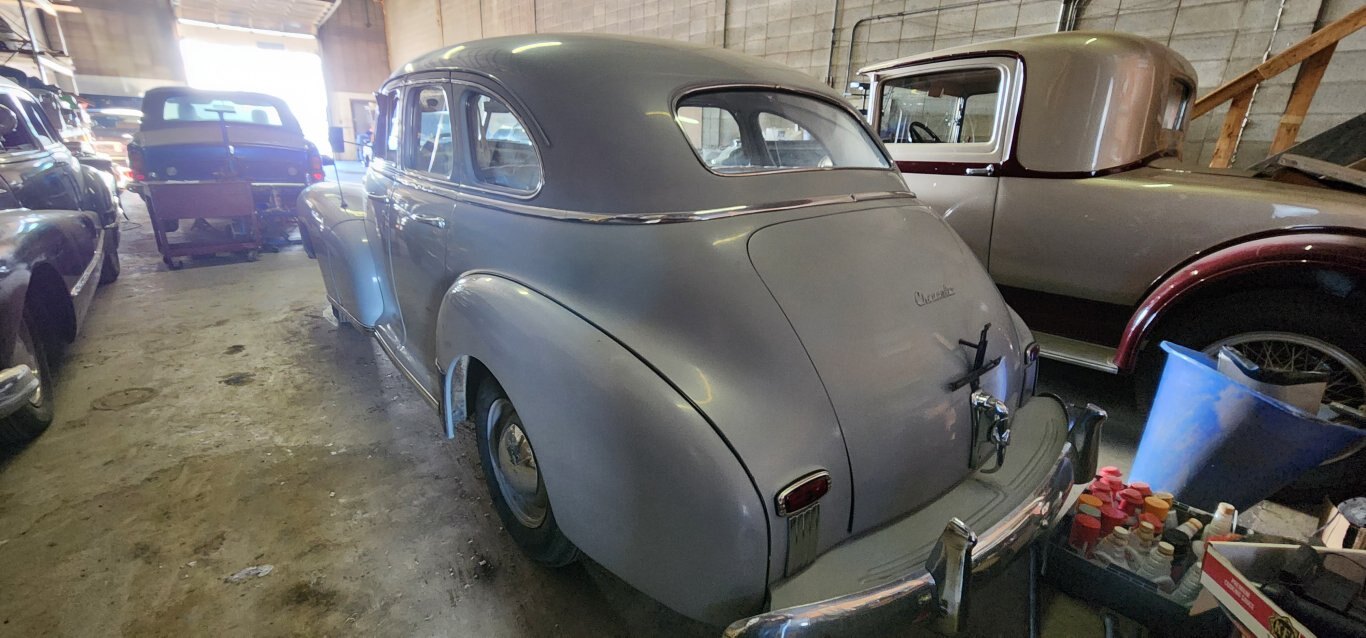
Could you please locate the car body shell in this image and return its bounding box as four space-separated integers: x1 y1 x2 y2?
0 78 118 419
861 31 1366 373
130 87 314 216
300 34 1093 632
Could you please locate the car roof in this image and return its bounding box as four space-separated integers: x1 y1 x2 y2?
859 30 1191 77
385 34 906 214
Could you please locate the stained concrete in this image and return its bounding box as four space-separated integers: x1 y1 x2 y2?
0 174 1304 636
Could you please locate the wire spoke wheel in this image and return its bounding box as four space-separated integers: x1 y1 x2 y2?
1206 331 1366 411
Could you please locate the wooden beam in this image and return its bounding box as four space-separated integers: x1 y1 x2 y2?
1269 42 1336 155
1192 4 1366 119
1209 89 1253 168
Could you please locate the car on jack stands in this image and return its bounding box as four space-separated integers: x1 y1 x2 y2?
298 34 1107 635
0 78 121 446
862 31 1366 498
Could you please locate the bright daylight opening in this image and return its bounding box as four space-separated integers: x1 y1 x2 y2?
178 38 330 154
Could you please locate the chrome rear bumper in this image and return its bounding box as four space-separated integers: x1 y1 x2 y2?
724 401 1106 638
0 365 40 418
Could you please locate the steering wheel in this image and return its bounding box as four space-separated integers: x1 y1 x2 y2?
909 121 942 143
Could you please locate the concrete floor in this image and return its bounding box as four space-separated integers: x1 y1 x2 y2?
0 174 1299 636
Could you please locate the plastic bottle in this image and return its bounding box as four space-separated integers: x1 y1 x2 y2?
1154 491 1178 529
1162 517 1203 563
1170 542 1207 604
1092 527 1131 568
1069 514 1102 556
1126 521 1157 568
1118 488 1145 525
1205 502 1237 539
1136 541 1176 582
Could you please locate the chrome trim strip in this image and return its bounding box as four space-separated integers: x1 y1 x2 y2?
373 331 440 409
70 227 105 299
1035 333 1120 374
404 185 916 224
784 504 822 577
724 409 1077 638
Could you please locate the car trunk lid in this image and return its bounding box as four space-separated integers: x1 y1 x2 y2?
748 204 1023 532
138 125 308 183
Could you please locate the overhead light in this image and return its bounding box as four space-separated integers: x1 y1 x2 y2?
177 18 316 40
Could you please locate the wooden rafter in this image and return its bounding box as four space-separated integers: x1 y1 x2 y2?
1191 4 1366 168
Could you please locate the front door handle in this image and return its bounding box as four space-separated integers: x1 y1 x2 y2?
964 166 996 176
410 214 446 229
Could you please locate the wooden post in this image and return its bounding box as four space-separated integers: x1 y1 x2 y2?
1268 43 1337 156
1209 89 1253 168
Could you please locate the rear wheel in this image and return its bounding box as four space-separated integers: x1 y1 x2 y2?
0 316 54 446
1141 290 1366 502
473 378 579 566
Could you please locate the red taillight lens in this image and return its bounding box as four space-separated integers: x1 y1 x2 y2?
128 145 145 182
307 145 324 183
777 471 831 517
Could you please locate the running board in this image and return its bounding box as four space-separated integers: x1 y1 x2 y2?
1035 333 1120 374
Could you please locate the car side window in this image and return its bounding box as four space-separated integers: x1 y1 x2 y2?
383 89 401 159
463 91 541 193
17 97 57 147
879 68 1002 144
404 85 453 177
0 96 37 151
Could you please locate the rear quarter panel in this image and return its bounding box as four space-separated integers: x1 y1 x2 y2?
435 274 769 625
989 167 1366 305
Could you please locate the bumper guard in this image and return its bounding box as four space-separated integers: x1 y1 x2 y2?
724 400 1107 638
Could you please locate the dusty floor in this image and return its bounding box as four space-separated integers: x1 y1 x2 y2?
0 172 1308 637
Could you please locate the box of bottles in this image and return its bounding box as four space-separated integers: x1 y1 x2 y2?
1041 469 1246 635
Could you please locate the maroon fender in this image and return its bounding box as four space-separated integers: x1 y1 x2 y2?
1114 232 1366 372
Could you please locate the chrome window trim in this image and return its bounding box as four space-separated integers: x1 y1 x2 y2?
871 56 1022 165
383 171 915 224
671 83 896 178
451 81 546 199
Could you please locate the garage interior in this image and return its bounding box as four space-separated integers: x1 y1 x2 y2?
1 0 1364 636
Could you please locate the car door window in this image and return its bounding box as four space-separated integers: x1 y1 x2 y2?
404 85 453 177
464 91 541 193
383 89 401 160
0 96 37 151
879 68 1002 144
17 97 57 147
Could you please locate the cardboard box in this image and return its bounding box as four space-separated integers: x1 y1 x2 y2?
1199 542 1366 638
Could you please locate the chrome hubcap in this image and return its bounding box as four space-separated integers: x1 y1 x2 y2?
14 325 41 407
487 398 547 528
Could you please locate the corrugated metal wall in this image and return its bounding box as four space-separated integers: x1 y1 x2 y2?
379 0 1365 168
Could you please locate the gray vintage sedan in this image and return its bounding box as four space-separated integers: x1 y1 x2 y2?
298 34 1105 635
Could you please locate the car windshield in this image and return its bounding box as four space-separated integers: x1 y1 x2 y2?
161 96 284 126
676 90 889 175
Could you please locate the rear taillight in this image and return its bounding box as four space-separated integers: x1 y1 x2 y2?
128 145 145 182
307 144 324 183
776 470 831 517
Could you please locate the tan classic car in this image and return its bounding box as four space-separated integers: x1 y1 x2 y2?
862 31 1366 492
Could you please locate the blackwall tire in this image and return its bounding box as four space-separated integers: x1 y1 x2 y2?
0 316 55 446
1138 290 1366 503
473 378 580 567
99 240 120 285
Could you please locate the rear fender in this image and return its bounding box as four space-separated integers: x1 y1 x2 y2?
435 273 769 624
297 183 383 327
1115 232 1366 371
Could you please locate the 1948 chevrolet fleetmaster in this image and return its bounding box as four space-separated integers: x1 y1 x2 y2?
863 31 1366 494
298 35 1105 634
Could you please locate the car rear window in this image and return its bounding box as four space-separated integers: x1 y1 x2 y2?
161 96 284 126
676 90 890 175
